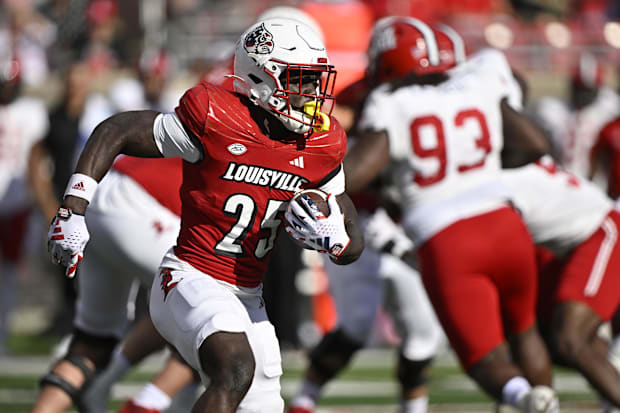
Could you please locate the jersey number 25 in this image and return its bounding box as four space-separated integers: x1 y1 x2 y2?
215 194 284 259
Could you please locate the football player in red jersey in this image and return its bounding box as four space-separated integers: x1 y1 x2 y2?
344 16 556 413
34 9 334 413
42 17 363 413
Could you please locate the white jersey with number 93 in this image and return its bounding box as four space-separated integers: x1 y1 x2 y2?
359 49 522 244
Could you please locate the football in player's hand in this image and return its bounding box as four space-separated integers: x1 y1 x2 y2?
283 189 330 248
287 189 330 219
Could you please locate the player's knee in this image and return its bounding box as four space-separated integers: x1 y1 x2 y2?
401 325 444 363
238 386 284 413
466 343 512 379
551 333 585 368
69 328 119 371
230 350 256 393
339 309 378 343
397 355 433 390
551 324 585 365
38 329 119 409
201 337 256 399
551 303 598 364
39 354 97 410
310 328 364 381
217 351 255 397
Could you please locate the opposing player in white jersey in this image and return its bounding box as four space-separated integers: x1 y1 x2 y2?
344 17 557 412
30 157 194 413
45 18 363 413
288 21 462 413
533 53 620 180
501 155 620 409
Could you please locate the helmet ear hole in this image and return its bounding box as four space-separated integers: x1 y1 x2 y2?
248 74 263 84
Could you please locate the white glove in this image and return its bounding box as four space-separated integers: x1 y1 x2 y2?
364 208 414 257
285 194 350 259
48 207 89 278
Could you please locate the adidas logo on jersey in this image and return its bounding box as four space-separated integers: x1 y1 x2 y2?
221 162 309 193
72 181 85 191
289 156 304 168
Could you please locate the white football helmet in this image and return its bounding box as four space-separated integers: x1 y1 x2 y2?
233 18 336 135
255 6 325 42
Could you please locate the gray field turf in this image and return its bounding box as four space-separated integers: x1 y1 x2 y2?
0 347 603 413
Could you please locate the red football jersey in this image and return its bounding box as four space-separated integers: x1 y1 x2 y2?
113 157 183 216
173 82 346 287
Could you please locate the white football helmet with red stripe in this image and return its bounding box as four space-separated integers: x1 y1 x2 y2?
233 18 336 135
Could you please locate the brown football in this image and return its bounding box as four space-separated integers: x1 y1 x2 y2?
288 189 330 218
289 189 329 217
283 189 330 248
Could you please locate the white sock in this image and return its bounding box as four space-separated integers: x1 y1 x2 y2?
400 395 429 413
133 383 172 410
291 380 322 408
502 376 531 408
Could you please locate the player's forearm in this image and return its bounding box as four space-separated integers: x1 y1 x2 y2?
333 224 364 265
62 195 89 215
344 130 390 194
331 193 364 265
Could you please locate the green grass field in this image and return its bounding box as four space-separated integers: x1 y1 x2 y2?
0 334 605 413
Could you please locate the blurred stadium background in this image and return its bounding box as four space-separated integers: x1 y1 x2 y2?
1 0 619 412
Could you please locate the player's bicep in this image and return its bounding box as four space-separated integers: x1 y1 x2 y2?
501 99 551 168
333 192 364 264
344 130 390 194
75 110 163 182
335 192 359 229
153 113 204 163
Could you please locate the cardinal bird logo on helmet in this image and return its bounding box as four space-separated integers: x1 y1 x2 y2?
244 23 274 55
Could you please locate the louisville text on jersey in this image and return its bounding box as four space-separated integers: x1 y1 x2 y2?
220 162 309 192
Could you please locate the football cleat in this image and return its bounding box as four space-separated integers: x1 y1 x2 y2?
516 386 559 413
117 399 161 413
287 406 313 413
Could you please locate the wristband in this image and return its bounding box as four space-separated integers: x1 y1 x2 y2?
64 173 98 203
